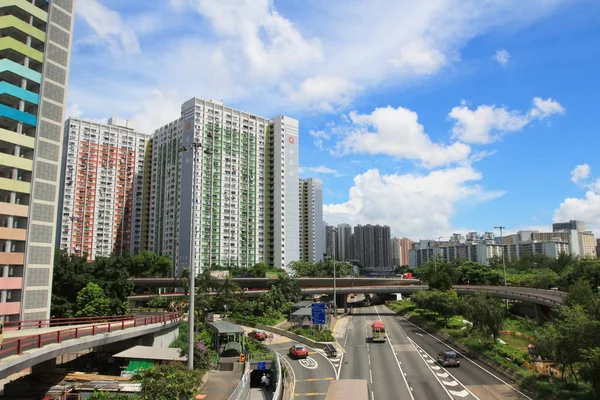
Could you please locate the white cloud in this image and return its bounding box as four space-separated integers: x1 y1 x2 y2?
493 49 510 66
449 97 565 144
70 0 573 124
389 39 447 75
334 106 472 169
554 191 600 232
299 166 343 177
324 166 504 239
76 0 141 54
571 163 591 183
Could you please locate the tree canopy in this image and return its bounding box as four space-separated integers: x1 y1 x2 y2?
74 282 111 317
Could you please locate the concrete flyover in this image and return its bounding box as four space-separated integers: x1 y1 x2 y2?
0 313 182 379
132 277 421 289
129 284 566 308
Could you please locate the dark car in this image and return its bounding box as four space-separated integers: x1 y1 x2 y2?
248 330 267 341
437 350 460 367
289 344 309 359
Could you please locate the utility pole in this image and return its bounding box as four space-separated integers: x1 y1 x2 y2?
180 141 202 370
332 228 338 318
494 226 509 313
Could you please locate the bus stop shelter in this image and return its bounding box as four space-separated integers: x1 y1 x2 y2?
207 321 246 356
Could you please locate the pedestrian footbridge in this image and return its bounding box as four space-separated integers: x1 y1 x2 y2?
0 313 181 379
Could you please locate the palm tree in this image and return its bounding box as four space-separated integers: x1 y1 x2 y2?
216 276 240 301
269 274 301 300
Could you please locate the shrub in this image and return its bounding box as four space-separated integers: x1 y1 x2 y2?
292 327 335 342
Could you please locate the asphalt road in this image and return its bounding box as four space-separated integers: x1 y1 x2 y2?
242 327 337 399
338 303 535 400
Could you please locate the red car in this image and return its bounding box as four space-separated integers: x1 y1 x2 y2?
248 330 267 341
289 344 309 359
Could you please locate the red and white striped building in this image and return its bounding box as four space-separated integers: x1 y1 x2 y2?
57 117 151 261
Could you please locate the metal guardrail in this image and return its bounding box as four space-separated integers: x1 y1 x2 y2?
0 313 181 361
3 314 136 331
228 362 251 400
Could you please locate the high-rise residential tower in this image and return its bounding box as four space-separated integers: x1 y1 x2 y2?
56 117 151 261
0 0 76 323
148 98 299 275
299 178 323 263
352 225 392 270
337 223 352 261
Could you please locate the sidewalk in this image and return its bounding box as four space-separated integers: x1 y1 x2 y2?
197 371 241 399
250 387 274 400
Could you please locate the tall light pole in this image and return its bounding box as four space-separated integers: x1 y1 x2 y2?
331 228 338 318
494 226 509 312
180 141 202 370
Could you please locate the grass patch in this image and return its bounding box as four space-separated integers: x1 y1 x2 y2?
387 299 416 314
230 312 286 327
291 327 335 342
244 338 276 361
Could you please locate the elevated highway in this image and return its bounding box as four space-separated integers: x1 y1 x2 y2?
132 276 420 289
129 284 566 308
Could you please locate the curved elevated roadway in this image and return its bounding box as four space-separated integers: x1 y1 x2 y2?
130 284 566 307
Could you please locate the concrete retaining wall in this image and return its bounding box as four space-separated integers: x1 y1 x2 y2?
227 319 333 350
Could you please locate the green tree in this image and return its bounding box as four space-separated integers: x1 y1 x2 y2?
74 282 111 317
289 260 317 277
51 250 93 318
133 362 203 399
580 347 600 395
535 305 597 382
130 251 173 277
462 293 504 341
565 278 599 316
90 256 134 315
269 274 301 300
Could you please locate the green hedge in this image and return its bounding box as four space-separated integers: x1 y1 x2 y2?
292 327 335 342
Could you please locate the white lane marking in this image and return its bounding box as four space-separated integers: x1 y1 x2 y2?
299 357 319 370
398 316 533 400
431 365 441 370
408 337 479 400
371 390 375 400
370 369 373 384
375 306 415 400
442 380 460 387
406 337 454 400
437 372 450 378
449 389 470 398
416 332 423 337
368 354 371 365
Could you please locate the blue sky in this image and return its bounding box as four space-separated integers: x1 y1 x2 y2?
68 0 600 240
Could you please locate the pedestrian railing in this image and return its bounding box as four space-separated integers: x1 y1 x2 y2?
3 314 137 331
0 313 181 361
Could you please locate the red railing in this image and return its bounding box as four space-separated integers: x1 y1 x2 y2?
0 313 181 361
3 314 137 331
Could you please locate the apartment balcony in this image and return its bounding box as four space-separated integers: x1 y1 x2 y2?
0 276 22 290
0 300 20 316
0 251 24 265
0 226 26 241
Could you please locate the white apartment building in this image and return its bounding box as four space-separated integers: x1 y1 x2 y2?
57 118 150 260
148 98 299 275
409 242 503 267
299 178 324 263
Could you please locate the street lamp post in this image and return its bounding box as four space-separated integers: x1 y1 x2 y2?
433 236 442 272
180 141 202 370
494 226 509 313
330 228 338 318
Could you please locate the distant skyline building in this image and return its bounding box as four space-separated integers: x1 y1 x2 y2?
352 224 392 270
553 220 585 233
57 118 150 261
147 98 299 275
337 223 352 261
299 178 323 263
0 1 76 323
324 224 338 260
392 237 413 266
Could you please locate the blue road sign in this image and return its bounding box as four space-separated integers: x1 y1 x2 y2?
312 303 326 325
258 361 266 370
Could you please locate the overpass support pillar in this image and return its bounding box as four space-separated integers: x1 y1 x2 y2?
336 294 348 313
31 358 56 375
